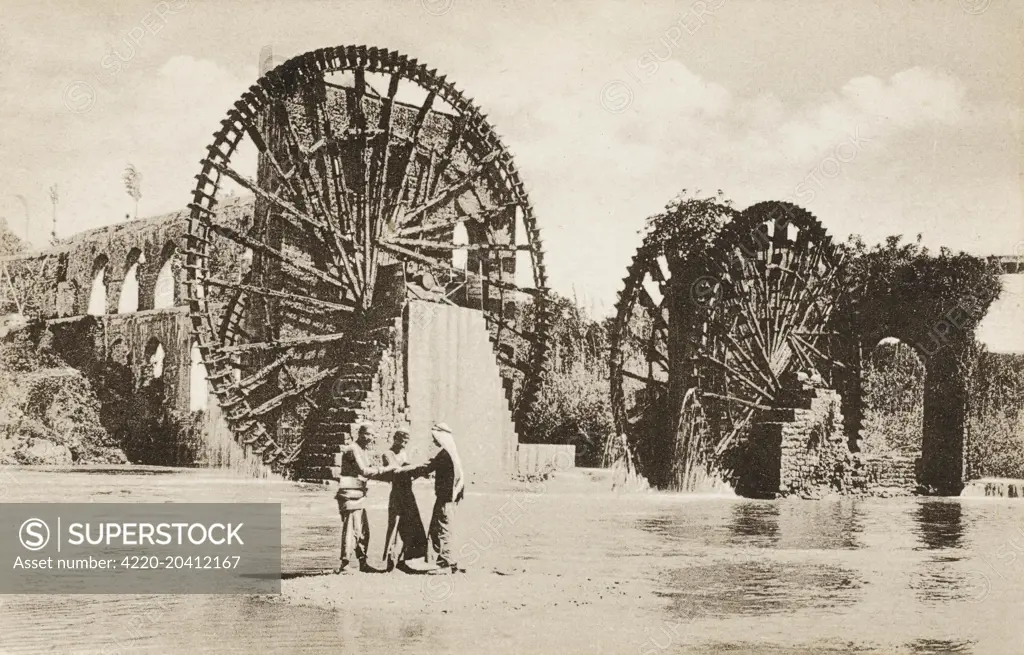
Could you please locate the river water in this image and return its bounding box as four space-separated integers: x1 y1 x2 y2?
1 467 1022 654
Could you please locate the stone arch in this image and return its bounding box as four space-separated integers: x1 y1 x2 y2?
120 337 175 466
153 242 177 310
837 311 977 495
117 248 144 314
86 254 109 315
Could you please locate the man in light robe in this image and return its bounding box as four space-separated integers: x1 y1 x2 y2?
407 422 466 574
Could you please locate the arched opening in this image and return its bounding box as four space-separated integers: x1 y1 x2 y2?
120 337 176 466
95 338 136 461
144 337 166 381
153 244 176 309
452 222 468 271
117 249 144 314
189 341 209 411
87 255 109 315
859 337 925 461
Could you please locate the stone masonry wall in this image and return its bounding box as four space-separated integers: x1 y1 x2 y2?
748 386 918 498
42 309 193 413
359 315 412 465
776 388 852 497
849 453 917 496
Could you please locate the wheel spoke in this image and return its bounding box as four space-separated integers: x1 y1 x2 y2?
701 392 770 411
297 77 365 290
383 236 531 252
399 149 502 225
635 288 668 331
202 219 350 291
364 74 403 302
427 115 469 199
271 101 366 303
395 202 516 238
232 352 295 393
712 408 755 457
247 366 340 417
483 314 542 344
203 278 355 312
386 89 436 222
621 369 667 386
792 332 846 369
237 109 303 203
376 240 542 296
208 160 326 231
220 332 349 354
696 351 773 401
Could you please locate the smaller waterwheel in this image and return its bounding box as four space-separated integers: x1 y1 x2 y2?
610 200 847 486
183 46 552 475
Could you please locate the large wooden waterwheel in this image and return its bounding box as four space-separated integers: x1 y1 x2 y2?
183 46 552 474
609 200 846 488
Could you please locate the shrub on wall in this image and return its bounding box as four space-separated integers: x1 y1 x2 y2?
838 234 1002 350
0 329 127 465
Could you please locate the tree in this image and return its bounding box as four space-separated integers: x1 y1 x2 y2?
0 216 27 257
48 184 59 245
122 164 142 219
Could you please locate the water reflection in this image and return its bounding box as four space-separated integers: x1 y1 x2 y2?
727 503 780 547
910 500 973 604
914 501 965 551
778 501 862 550
659 561 863 619
726 501 862 550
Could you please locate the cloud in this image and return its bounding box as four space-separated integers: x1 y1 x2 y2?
840 66 966 128
635 59 732 119
498 60 1008 308
55 56 258 231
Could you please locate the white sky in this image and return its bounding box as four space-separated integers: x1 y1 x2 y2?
0 0 1021 319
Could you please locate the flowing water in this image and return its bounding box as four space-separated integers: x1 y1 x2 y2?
1 467 1023 654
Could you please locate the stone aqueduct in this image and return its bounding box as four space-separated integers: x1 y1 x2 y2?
1 198 257 420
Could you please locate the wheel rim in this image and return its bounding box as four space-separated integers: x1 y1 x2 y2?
185 46 552 470
610 200 845 480
693 202 846 455
609 201 736 457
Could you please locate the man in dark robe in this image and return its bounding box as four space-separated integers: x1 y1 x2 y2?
380 430 428 572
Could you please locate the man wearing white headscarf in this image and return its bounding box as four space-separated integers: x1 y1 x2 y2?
407 422 465 574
